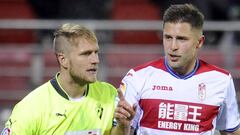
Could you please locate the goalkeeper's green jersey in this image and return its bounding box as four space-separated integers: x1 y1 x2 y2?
2 75 117 135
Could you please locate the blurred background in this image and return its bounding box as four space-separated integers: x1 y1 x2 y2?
0 0 240 133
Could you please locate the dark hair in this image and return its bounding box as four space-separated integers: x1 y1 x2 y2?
163 4 204 29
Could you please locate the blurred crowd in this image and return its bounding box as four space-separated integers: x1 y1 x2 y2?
27 0 240 46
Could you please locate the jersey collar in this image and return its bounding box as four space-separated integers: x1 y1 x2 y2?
164 57 200 80
50 73 89 100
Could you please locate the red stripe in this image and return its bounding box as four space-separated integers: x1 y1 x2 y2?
133 58 166 72
196 60 229 75
139 99 219 133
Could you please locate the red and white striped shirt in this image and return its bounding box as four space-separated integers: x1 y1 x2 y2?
119 57 240 135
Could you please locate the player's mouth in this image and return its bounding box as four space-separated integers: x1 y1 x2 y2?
87 68 97 74
168 54 180 62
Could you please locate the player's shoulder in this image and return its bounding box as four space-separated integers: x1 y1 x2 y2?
8 81 52 122
122 58 165 81
88 81 117 100
16 81 52 106
197 59 230 76
133 58 165 72
91 81 117 94
93 81 116 88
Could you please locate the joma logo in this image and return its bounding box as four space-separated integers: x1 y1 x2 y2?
152 85 173 91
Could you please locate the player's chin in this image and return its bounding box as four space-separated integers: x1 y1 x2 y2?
168 61 181 69
87 77 97 83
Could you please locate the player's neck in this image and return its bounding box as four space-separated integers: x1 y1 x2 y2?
174 62 196 76
58 73 87 99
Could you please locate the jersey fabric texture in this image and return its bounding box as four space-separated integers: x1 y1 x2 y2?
119 57 240 135
2 74 117 135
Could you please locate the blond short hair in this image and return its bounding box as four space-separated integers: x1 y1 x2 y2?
53 23 97 53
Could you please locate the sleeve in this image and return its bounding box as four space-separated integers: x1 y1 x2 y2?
216 75 240 132
119 69 143 129
2 99 39 135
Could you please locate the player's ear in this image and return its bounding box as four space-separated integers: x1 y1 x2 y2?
197 35 205 48
56 52 68 69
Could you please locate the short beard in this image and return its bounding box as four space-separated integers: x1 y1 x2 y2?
69 70 92 87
